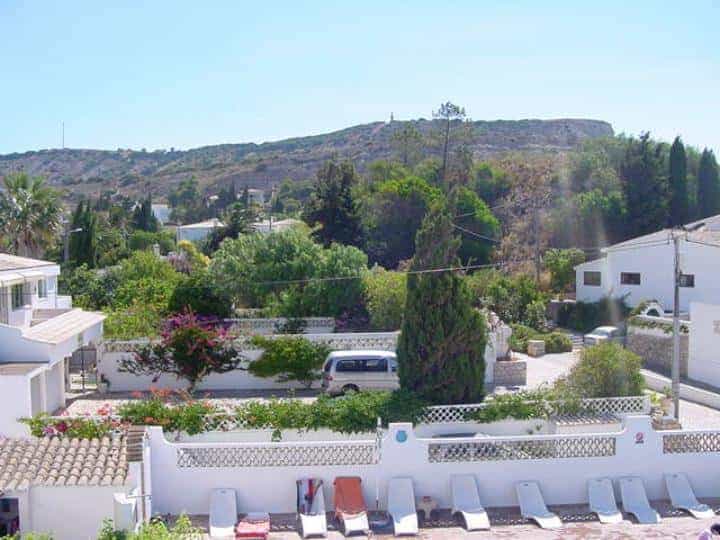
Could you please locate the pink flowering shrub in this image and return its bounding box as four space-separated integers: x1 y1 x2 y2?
118 310 242 392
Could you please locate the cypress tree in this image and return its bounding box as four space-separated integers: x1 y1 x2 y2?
397 200 487 404
698 149 720 219
619 133 668 237
668 136 689 226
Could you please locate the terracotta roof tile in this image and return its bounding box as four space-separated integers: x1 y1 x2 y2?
0 434 132 491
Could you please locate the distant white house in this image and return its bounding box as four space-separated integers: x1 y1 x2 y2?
175 218 224 243
575 214 720 312
0 254 105 436
252 218 304 234
151 203 171 225
247 188 265 206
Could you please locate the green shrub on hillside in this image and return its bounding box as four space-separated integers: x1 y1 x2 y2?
248 336 330 388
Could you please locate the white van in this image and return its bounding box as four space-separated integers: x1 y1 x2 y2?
321 350 399 395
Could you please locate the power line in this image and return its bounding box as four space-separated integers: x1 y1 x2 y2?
251 261 511 287
452 223 502 243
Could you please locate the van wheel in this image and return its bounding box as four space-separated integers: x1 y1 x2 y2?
342 384 359 395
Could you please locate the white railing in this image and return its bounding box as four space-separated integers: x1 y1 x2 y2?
663 430 720 454
420 395 651 424
427 432 617 462
226 317 335 335
175 439 378 468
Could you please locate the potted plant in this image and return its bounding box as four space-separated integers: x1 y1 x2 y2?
660 386 674 416
97 373 110 394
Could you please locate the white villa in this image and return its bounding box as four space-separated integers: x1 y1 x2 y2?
252 217 304 234
0 254 105 436
175 218 224 243
575 214 720 312
151 203 171 225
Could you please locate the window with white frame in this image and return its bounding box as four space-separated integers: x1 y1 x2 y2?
37 279 47 298
583 271 602 286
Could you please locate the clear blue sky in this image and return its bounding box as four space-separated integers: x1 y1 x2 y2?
2 1 718 155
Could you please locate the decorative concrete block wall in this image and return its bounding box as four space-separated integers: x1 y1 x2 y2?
627 328 688 377
493 360 527 386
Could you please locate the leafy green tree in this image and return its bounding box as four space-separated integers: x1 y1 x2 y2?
697 148 720 219
397 201 487 404
68 199 99 268
390 124 423 167
168 269 232 317
249 336 331 388
668 136 689 226
363 267 406 330
471 162 511 207
0 172 61 257
543 248 586 293
209 228 367 317
303 159 364 248
363 176 442 268
619 133 668 237
451 187 500 265
131 196 159 232
168 177 206 223
366 160 409 184
128 230 175 254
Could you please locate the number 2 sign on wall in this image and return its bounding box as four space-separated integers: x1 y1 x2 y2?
635 432 644 445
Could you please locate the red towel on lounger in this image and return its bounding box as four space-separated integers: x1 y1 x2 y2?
333 476 367 520
235 512 270 539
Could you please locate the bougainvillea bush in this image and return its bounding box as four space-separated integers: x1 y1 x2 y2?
119 310 242 392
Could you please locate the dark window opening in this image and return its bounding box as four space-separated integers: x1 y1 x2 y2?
583 271 602 286
621 272 641 285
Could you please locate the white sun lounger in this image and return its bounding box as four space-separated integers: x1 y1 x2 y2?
588 478 623 524
450 475 490 530
210 488 238 538
297 479 328 538
665 473 715 519
388 478 419 536
515 481 562 529
619 477 661 524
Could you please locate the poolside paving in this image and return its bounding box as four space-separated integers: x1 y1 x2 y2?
177 502 720 539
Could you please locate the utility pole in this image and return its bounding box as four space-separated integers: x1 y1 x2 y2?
63 222 83 263
62 121 65 149
671 229 683 420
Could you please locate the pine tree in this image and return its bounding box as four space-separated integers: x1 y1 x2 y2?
303 159 364 248
698 149 720 219
619 133 668 237
668 136 689 226
397 200 487 404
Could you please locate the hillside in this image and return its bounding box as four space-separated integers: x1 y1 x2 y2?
0 118 613 201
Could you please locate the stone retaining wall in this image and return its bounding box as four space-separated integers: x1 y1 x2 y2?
493 360 527 386
627 330 688 377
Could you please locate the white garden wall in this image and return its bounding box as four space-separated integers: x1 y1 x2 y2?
147 415 720 516
688 302 720 388
99 333 399 392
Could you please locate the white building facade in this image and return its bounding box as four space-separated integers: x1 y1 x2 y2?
175 218 224 243
0 254 105 436
575 215 720 311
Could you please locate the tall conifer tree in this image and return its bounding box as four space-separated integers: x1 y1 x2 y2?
397 200 486 404
668 136 688 226
698 149 720 219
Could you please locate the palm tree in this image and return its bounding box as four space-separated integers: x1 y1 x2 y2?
0 172 61 257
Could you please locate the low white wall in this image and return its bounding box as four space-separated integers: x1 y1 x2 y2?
100 333 399 392
643 369 720 410
27 485 119 540
689 302 720 388
147 416 720 516
0 374 32 437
